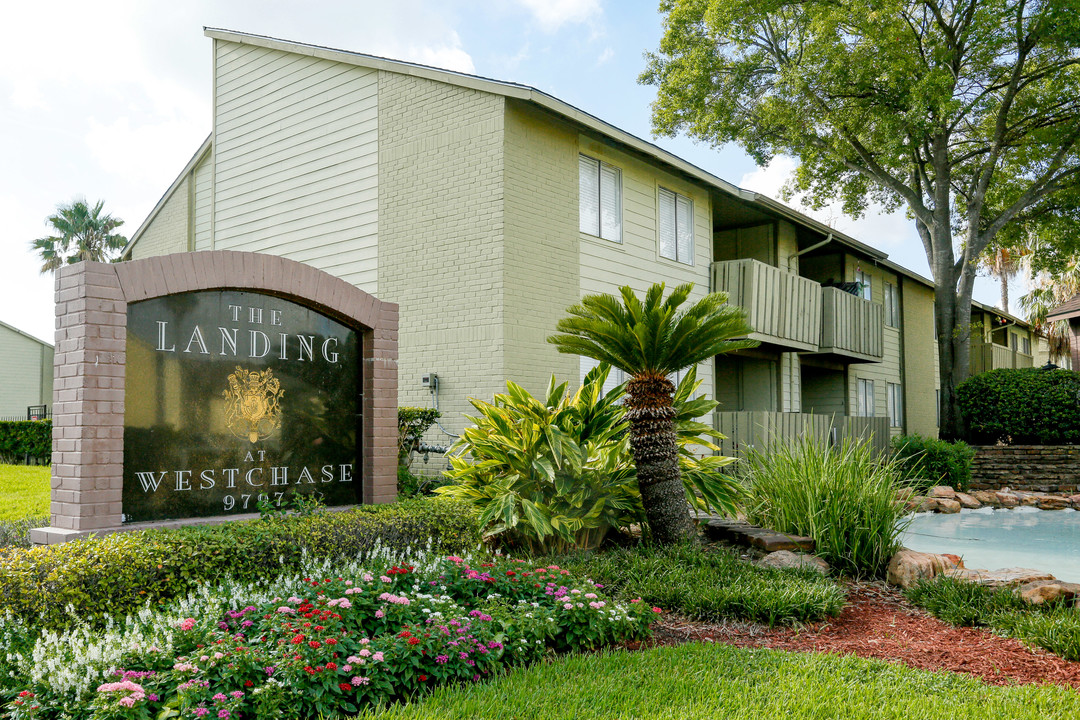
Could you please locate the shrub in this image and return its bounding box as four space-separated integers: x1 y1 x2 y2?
957 367 1080 444
439 366 743 553
741 436 908 579
398 407 441 466
0 420 51 463
0 497 480 628
540 542 845 626
0 516 48 551
891 434 975 492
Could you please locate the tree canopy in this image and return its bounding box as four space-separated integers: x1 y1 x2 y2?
641 0 1080 437
31 199 127 274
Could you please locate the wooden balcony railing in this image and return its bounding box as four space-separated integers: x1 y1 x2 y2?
712 259 822 352
970 343 1034 374
818 287 884 363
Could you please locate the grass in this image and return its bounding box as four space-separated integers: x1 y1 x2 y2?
739 436 909 578
907 576 1080 661
356 642 1080 719
0 463 49 520
537 541 845 626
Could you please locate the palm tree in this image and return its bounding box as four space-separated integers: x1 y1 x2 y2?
31 199 127 274
978 245 1024 314
548 282 758 544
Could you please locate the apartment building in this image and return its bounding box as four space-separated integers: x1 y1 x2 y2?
122 28 1050 455
0 320 54 420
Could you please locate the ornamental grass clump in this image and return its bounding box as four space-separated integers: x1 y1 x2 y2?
741 436 908 578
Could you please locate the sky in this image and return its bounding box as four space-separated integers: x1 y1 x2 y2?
0 0 1012 343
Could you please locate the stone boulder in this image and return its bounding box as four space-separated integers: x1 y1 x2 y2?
1036 495 1071 511
971 490 1001 507
1015 492 1041 507
928 485 956 499
895 487 917 501
995 491 1020 508
1018 580 1080 605
943 567 1056 588
954 492 982 509
915 497 939 513
757 550 830 576
886 549 964 589
1069 494 1080 510
935 498 962 514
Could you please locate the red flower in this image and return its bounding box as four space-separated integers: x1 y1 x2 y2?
418 674 428 682
407 637 421 645
291 635 305 645
339 683 352 692
326 662 338 670
304 666 315 675
309 640 322 649
325 638 338 646
244 681 254 687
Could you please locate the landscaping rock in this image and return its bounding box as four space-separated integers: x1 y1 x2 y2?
943 567 1057 588
1015 492 1041 507
886 549 964 589
995 491 1020 508
954 492 982 509
935 498 962 514
1036 495 1072 510
743 529 815 553
1018 580 1080 605
757 550 830 575
971 490 1001 507
1069 494 1080 510
928 485 956 499
702 519 753 542
895 487 916 501
915 497 939 513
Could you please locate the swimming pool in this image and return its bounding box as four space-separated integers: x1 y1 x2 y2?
901 506 1080 583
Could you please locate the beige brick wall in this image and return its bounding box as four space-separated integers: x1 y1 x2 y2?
130 176 189 260
502 100 579 396
901 279 938 437
377 71 506 437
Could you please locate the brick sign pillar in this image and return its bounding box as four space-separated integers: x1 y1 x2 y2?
31 252 398 544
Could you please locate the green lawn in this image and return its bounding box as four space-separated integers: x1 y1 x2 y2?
358 643 1080 720
0 464 50 520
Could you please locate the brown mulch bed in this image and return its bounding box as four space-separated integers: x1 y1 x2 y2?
638 581 1080 689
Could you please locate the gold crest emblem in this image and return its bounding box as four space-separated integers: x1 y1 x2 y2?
223 366 284 443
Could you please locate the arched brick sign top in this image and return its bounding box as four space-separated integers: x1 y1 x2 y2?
31 252 398 545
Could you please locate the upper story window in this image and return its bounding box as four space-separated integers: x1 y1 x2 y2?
579 154 622 242
855 269 872 301
883 282 900 327
659 187 694 264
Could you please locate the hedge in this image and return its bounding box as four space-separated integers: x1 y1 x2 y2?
892 434 974 492
0 420 51 462
0 497 480 628
957 368 1080 444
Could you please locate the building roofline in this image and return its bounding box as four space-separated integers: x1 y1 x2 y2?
120 136 212 259
0 318 53 348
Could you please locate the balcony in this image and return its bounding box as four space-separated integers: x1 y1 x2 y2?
714 410 891 460
970 342 1034 374
817 287 884 363
712 259 822 352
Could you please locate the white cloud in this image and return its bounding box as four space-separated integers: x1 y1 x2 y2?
367 31 475 73
516 0 602 32
597 47 614 65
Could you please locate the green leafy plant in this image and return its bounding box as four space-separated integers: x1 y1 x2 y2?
398 407 442 466
256 490 325 519
957 368 1080 444
891 434 975 492
548 282 756 544
439 365 643 553
741 435 908 579
440 366 743 552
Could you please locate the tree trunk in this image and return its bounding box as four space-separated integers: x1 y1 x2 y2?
625 375 695 545
1000 273 1009 314
935 255 976 441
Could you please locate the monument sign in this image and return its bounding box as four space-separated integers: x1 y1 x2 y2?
31 252 398 544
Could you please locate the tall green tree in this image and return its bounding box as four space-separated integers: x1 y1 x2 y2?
548 282 756 544
641 0 1080 439
31 199 127 273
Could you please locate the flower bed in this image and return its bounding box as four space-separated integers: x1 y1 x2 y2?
0 549 657 719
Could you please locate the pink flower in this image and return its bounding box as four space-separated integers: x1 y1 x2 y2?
584 593 597 599
230 691 244 700
118 697 136 708
213 693 227 702
276 606 295 614
218 711 231 719
563 603 573 610
179 618 196 631
589 601 606 609
342 664 352 672
447 555 464 563
372 652 384 662
345 587 363 595
351 676 370 686
375 610 384 618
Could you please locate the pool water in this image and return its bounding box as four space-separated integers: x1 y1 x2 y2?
901 506 1080 583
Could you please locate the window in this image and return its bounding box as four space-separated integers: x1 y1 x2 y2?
855 270 872 300
856 378 874 417
579 154 621 242
883 283 900 327
1021 336 1031 355
887 383 903 427
659 187 694 264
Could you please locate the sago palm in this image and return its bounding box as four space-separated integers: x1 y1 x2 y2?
31 198 126 274
548 282 758 544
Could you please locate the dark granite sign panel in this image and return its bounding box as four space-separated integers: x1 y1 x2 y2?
123 290 360 522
